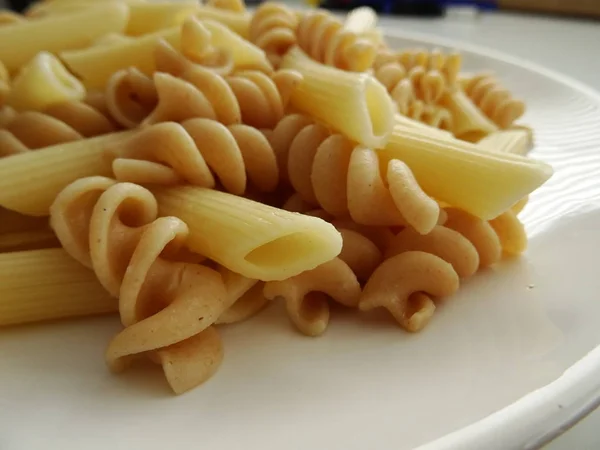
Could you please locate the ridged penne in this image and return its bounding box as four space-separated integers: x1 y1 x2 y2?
0 3 129 73
7 52 86 112
126 0 199 36
379 124 552 219
0 248 114 326
478 127 533 155
152 185 343 281
440 90 498 141
281 47 395 148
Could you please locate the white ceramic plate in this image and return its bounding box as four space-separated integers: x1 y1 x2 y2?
3 32 600 450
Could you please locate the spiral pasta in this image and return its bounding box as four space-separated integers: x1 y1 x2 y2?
49 176 254 394
0 100 116 157
249 2 298 67
105 68 158 129
359 251 460 332
398 48 462 87
263 257 361 336
0 61 9 107
461 72 526 129
271 114 440 233
105 118 279 195
296 9 376 72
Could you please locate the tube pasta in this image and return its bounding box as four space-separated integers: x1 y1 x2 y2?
106 119 279 194
126 0 199 36
359 251 459 332
151 185 343 281
0 131 132 216
380 124 553 220
50 177 237 394
461 72 525 129
0 3 129 73
263 258 361 336
440 90 498 141
207 0 246 13
249 2 298 67
7 52 86 112
271 114 439 233
0 100 116 156
296 10 376 72
196 6 251 38
281 47 395 148
478 127 533 155
0 248 115 326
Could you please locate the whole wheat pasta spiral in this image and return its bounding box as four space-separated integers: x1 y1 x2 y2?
50 176 256 394
249 2 298 67
373 51 452 129
0 100 116 157
263 258 361 336
387 207 527 277
271 114 439 233
461 72 525 129
296 9 376 72
105 68 158 128
105 118 278 195
141 67 301 129
397 48 462 86
359 251 460 332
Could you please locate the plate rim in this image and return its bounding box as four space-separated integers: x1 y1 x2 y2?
382 28 600 450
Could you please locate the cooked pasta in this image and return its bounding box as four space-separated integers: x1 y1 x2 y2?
296 9 376 72
208 0 246 13
478 127 533 155
7 52 86 112
281 47 395 148
249 2 298 67
0 61 10 106
152 185 343 281
0 100 116 156
0 228 59 253
359 251 460 332
0 10 25 26
440 89 499 141
0 248 115 326
0 3 129 73
126 0 199 36
380 123 553 220
196 6 251 38
461 72 525 129
263 258 361 336
336 228 383 283
215 281 269 325
271 114 439 233
105 67 158 128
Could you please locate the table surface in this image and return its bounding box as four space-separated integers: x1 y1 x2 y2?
374 10 600 450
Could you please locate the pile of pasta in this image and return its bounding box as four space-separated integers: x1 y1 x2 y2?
0 0 551 394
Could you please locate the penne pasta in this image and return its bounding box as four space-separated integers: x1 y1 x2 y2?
152 186 343 281
0 131 133 216
379 125 553 220
0 248 115 326
196 5 251 38
126 0 199 36
440 90 498 142
7 52 86 112
478 127 533 156
281 46 395 148
0 3 129 73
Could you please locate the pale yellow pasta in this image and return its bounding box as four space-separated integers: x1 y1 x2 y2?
478 128 533 155
281 47 395 148
359 251 459 332
49 177 234 393
152 185 343 281
0 248 115 326
296 9 376 72
263 258 361 336
92 32 132 47
249 2 298 67
196 6 251 38
0 100 117 156
270 114 439 233
440 90 498 141
0 3 129 73
488 209 527 255
126 0 199 36
0 10 26 26
7 52 86 112
207 0 246 13
107 119 279 194
0 131 132 215
343 6 377 34
379 124 553 220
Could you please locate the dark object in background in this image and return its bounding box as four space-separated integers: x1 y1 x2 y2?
7 0 34 13
499 0 600 19
321 0 446 16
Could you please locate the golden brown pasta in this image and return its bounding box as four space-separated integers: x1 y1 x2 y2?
50 176 247 394
249 2 298 67
263 258 361 336
0 228 59 253
0 100 116 157
337 228 382 283
461 72 525 129
270 114 439 233
105 119 279 194
215 281 269 325
296 9 376 72
0 10 25 26
359 251 459 332
105 67 158 128
0 61 9 107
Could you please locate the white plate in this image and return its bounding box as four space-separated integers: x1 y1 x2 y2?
3 32 600 450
